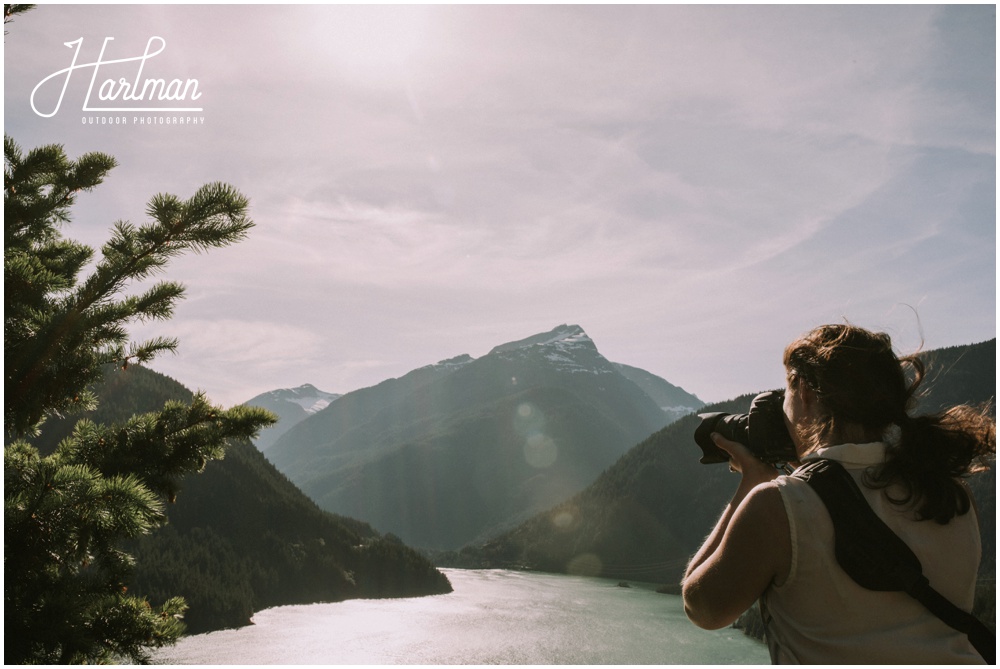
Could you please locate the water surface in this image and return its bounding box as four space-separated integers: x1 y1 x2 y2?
156 569 769 664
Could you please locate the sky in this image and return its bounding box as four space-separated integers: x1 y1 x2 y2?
4 4 996 407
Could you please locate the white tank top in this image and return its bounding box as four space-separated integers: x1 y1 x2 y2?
762 442 983 664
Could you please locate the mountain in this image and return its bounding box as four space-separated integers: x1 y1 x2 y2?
265 324 703 550
613 362 703 423
458 339 996 593
27 366 451 634
244 383 341 451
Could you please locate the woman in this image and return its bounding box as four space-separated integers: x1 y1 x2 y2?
681 324 994 663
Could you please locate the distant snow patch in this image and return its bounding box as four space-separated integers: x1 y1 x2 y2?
662 405 700 415
289 397 336 414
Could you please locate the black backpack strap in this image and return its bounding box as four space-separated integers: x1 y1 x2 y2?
908 579 995 663
792 459 994 664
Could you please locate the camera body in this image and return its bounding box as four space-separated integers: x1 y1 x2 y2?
693 390 797 465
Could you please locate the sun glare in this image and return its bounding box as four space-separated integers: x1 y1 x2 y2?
305 6 432 88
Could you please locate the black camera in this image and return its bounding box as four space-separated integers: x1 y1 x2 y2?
693 390 797 465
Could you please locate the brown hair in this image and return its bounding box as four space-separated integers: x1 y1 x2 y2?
783 324 994 523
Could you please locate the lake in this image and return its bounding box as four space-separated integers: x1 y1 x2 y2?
155 569 769 665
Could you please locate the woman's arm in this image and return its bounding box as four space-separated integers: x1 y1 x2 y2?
681 433 792 630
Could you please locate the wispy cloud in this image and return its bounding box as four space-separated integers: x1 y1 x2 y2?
5 4 992 405
129 318 327 402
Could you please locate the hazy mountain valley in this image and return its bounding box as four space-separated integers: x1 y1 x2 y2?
256 329 995 638
29 327 993 637
260 325 704 549
27 368 451 635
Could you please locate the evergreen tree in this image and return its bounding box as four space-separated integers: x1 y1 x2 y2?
4 4 35 33
4 135 276 663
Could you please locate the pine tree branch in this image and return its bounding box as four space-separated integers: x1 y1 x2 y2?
5 128 270 662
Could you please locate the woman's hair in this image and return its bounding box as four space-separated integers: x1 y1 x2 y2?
783 323 995 523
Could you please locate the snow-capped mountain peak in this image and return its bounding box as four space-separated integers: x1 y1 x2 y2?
533 324 592 348
487 324 611 376
488 324 593 355
257 383 341 415
244 384 342 451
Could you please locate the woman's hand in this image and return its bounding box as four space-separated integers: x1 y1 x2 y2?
711 432 780 494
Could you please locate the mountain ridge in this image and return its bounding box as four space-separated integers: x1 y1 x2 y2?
264 324 703 550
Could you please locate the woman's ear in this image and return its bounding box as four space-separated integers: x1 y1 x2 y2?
796 377 821 418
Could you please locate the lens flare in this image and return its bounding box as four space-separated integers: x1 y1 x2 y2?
566 553 602 577
551 506 579 530
514 402 557 468
523 432 557 468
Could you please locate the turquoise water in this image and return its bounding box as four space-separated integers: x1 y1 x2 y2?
155 568 769 665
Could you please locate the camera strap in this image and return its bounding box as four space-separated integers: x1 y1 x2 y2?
791 458 993 664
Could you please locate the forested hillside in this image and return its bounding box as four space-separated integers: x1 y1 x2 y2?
29 366 452 634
